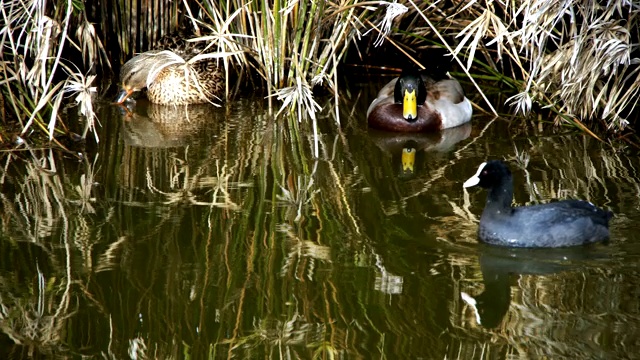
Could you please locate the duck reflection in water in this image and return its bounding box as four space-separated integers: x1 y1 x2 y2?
368 122 472 178
117 100 221 148
461 245 605 328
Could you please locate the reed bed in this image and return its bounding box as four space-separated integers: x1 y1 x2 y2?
191 0 378 155
0 0 638 145
0 0 108 143
404 0 639 130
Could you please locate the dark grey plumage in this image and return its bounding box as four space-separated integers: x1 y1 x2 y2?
464 160 612 248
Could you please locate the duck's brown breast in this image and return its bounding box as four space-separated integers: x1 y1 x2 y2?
367 104 442 132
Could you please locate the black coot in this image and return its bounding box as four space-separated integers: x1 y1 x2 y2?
463 160 612 247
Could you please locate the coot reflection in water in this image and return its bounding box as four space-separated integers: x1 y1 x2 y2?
461 245 607 328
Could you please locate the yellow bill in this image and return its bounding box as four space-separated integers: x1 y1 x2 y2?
403 89 417 120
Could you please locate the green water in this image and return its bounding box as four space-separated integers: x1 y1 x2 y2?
1 89 639 359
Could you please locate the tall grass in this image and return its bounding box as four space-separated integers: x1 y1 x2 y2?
404 0 639 131
1 0 638 145
193 0 386 155
0 0 107 143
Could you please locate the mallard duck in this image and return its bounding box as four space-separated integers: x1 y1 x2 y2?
115 50 224 106
367 71 472 132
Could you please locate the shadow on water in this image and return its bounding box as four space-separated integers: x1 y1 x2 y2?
1 88 640 358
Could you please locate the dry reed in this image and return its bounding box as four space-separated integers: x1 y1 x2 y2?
1 0 638 146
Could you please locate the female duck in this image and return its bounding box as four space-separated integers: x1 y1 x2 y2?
115 50 223 106
367 71 472 132
463 160 612 248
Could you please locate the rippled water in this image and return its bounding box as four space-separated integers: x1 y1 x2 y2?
1 85 639 359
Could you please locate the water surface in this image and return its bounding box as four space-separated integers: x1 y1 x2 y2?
1 88 639 359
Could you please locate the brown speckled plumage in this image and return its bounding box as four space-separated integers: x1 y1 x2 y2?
117 50 224 106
